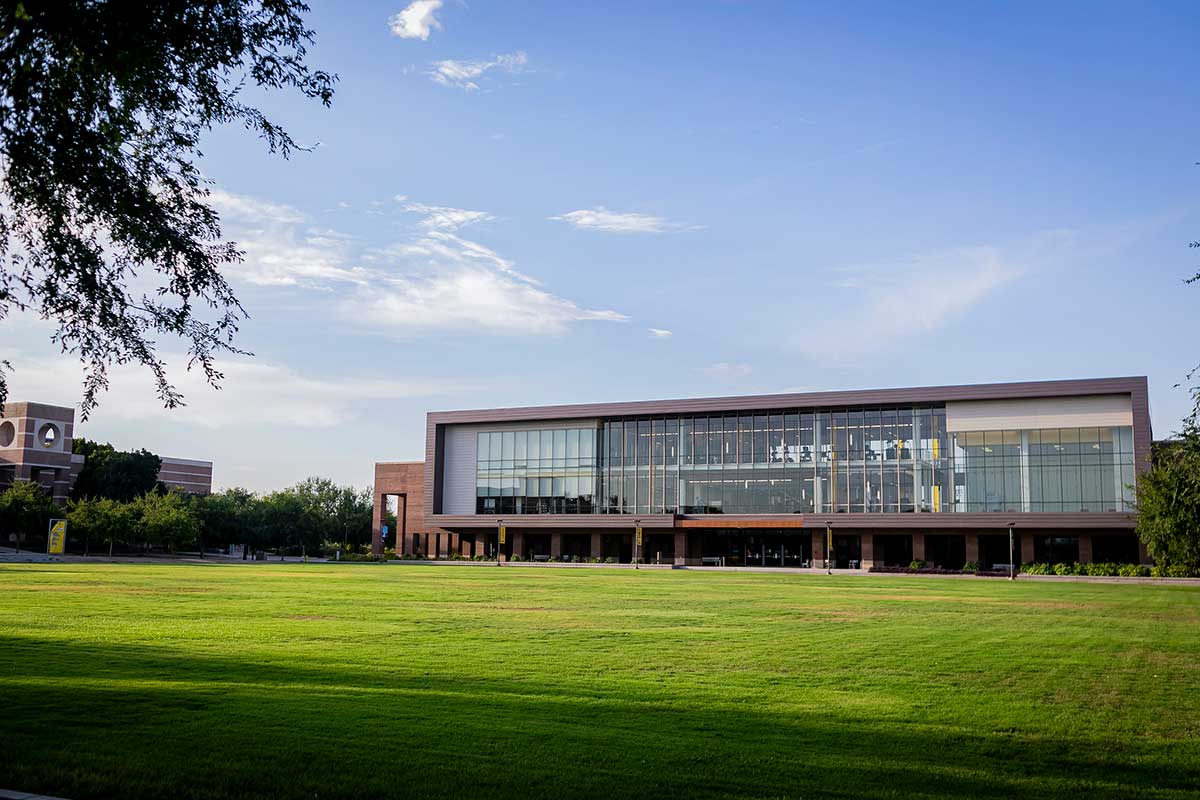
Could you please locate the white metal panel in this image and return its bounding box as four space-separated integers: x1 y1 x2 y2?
946 395 1132 432
441 425 478 515
441 419 599 515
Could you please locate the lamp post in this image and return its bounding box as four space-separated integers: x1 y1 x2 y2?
826 521 833 574
634 520 641 570
1008 522 1016 581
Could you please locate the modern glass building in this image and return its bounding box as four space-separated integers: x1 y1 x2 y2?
373 377 1151 568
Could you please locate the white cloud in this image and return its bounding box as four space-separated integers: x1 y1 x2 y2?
700 362 753 379
4 350 473 429
344 268 626 336
549 206 699 234
388 0 443 40
430 52 527 91
203 187 627 337
400 201 495 231
210 189 369 288
209 189 306 225
806 235 1067 361
648 328 673 339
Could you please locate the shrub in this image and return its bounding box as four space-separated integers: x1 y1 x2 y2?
1118 563 1150 577
908 560 926 570
961 561 980 572
1153 564 1197 578
509 554 522 562
1021 562 1050 575
604 556 617 564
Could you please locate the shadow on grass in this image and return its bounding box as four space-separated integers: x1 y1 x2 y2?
0 634 1195 800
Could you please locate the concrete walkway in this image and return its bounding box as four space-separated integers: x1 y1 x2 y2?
0 789 71 800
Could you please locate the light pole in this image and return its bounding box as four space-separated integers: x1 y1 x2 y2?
826 521 833 574
634 520 641 570
1008 522 1016 581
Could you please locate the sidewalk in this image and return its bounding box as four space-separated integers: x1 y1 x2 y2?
0 789 71 800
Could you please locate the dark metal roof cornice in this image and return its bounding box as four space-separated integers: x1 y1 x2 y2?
427 376 1147 424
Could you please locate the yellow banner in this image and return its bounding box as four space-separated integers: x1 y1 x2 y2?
498 525 506 545
636 527 643 546
47 519 66 555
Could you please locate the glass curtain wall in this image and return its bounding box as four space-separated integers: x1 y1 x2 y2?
953 425 1135 512
473 413 1136 515
475 428 597 514
599 408 954 515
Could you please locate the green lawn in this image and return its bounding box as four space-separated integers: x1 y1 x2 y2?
0 564 1197 799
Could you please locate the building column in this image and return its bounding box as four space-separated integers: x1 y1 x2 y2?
812 530 825 566
1020 533 1034 564
673 531 687 566
965 533 979 563
1078 533 1093 564
912 532 926 562
511 531 525 561
550 532 563 559
590 531 603 560
860 533 874 569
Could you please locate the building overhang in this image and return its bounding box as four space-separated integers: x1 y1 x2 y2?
428 512 1136 531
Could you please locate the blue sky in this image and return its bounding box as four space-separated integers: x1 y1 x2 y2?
6 0 1200 491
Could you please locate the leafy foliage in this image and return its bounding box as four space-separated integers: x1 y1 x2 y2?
66 495 136 553
135 491 201 552
71 438 162 501
1135 423 1200 573
0 478 55 542
0 0 334 414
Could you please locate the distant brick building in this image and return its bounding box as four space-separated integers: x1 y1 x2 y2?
0 401 83 504
156 457 213 495
0 400 213 502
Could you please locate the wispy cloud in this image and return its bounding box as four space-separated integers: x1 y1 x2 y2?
4 350 473 429
208 188 627 337
648 328 673 339
211 190 369 288
807 233 1078 361
344 270 626 336
399 201 495 231
549 206 700 234
210 189 306 225
388 0 443 40
430 52 528 91
345 197 626 334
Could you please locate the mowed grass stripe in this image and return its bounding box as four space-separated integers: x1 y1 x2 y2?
0 564 1197 799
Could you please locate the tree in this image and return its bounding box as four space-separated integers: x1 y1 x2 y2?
134 491 199 553
0 480 56 548
0 1 335 415
289 476 372 549
1135 421 1200 573
67 496 135 556
193 487 257 555
71 438 161 501
258 490 321 557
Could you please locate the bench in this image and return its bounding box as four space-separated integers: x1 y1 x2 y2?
701 556 724 567
533 554 551 562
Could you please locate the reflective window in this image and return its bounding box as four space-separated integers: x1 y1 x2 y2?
474 413 1136 516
